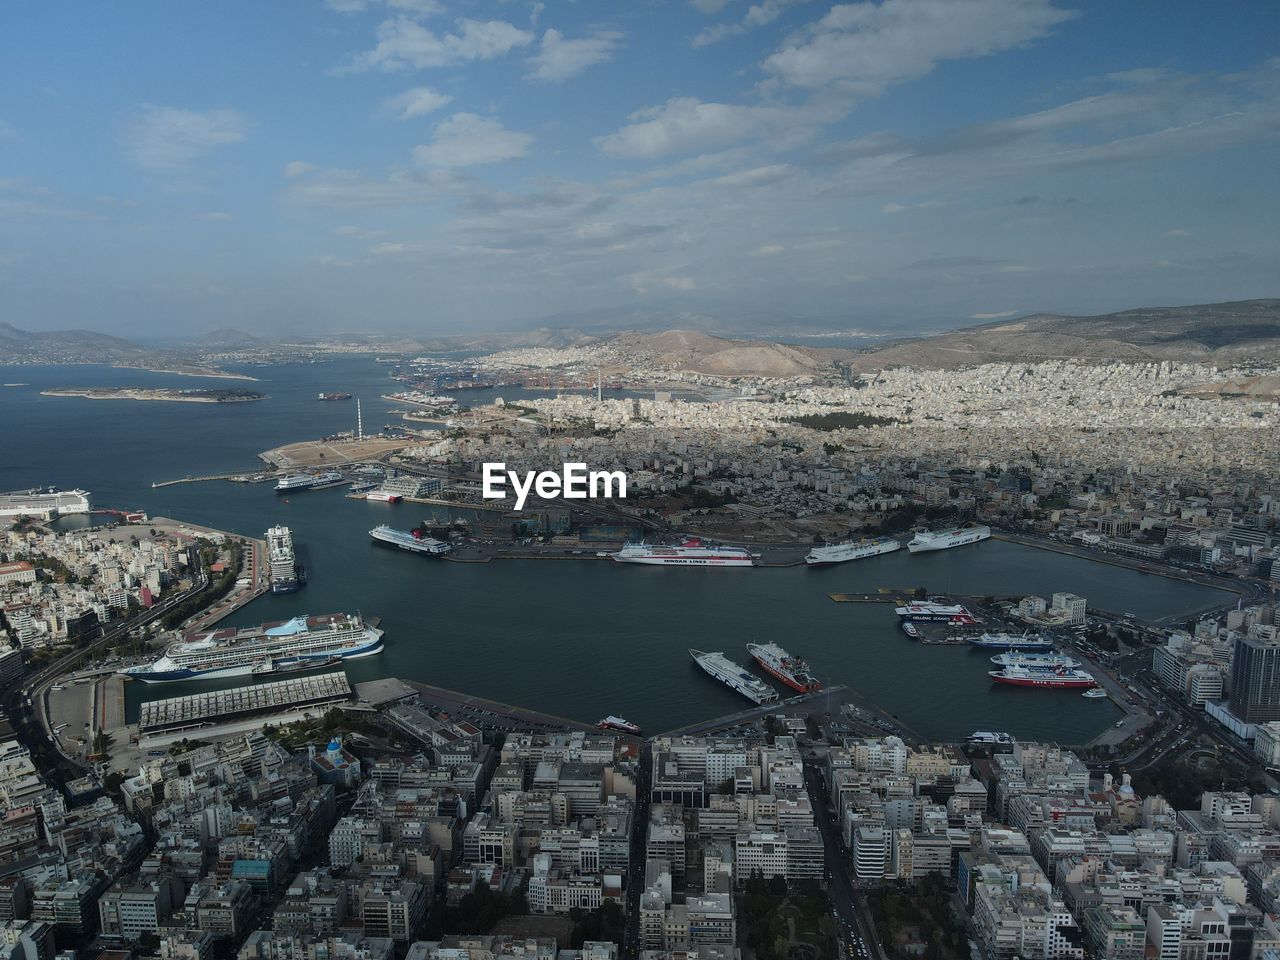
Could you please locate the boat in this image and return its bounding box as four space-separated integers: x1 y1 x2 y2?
989 664 1097 689
266 525 305 594
907 525 991 553
369 524 450 555
746 642 822 693
598 716 641 734
805 536 901 567
901 622 919 639
612 539 755 567
1083 688 1109 699
690 649 778 703
895 601 978 624
967 731 1014 745
252 655 341 676
365 490 403 503
967 631 1055 651
349 481 378 493
317 392 352 401
990 651 1080 669
275 471 343 493
119 613 383 683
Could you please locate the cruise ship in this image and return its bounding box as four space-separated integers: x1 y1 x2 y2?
895 601 978 624
805 536 901 567
690 649 778 703
369 524 451 556
990 651 1080 669
275 471 343 493
598 716 641 734
612 540 755 567
0 487 91 521
967 631 1055 651
907 525 991 553
746 642 822 693
120 613 383 683
989 664 1097 689
266 525 305 594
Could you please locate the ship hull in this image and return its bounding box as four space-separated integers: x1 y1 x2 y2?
969 638 1055 650
908 529 991 553
750 655 820 693
123 635 382 683
805 540 901 566
990 673 1096 689
613 555 753 566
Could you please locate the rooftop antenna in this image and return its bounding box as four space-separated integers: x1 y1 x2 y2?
356 398 364 441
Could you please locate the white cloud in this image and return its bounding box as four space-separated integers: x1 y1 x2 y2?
693 0 808 47
195 211 233 221
120 105 249 171
345 17 534 72
326 0 443 14
284 160 316 178
382 86 453 120
664 275 697 290
1163 228 1192 239
597 96 837 159
526 29 622 82
969 310 1018 319
882 199 945 212
763 0 1075 90
754 244 785 256
414 113 532 167
334 224 387 239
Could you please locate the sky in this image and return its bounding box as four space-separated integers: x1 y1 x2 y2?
1 0 1278 340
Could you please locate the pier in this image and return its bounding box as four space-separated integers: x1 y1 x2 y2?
139 671 352 733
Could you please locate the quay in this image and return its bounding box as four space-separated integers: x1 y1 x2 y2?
138 671 353 733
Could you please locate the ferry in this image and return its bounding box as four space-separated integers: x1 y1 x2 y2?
598 716 641 734
901 622 920 639
967 631 1055 651
365 490 403 503
746 642 822 693
690 649 778 703
275 471 343 493
907 525 991 553
805 536 900 567
990 651 1080 669
1083 688 1109 699
120 613 382 683
990 664 1097 689
895 601 978 624
967 731 1015 746
266 525 305 594
612 539 755 567
370 525 450 555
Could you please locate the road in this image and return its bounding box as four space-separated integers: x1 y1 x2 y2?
803 758 886 960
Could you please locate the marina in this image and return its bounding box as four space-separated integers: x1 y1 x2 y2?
138 671 353 733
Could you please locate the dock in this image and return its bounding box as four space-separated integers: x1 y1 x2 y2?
829 589 915 603
138 671 352 733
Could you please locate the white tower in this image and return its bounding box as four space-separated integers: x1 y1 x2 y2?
356 398 363 440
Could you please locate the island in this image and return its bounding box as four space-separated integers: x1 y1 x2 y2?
40 387 268 404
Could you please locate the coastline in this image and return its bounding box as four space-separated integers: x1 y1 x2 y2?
112 364 259 381
41 388 266 404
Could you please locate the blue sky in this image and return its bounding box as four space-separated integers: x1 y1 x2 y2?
1 0 1278 339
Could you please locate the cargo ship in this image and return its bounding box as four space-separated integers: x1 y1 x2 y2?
989 664 1097 689
266 525 305 594
120 613 382 683
746 642 822 693
365 490 403 503
967 631 1055 651
990 651 1080 669
317 392 352 401
805 536 900 567
907 525 991 553
598 716 641 734
275 471 343 493
690 649 778 703
895 601 978 624
369 524 451 555
612 539 755 567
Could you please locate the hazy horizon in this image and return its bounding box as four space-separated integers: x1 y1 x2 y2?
2 1 1278 339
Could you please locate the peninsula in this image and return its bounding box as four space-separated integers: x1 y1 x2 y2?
40 387 267 404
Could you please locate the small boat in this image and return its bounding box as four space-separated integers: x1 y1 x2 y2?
1082 688 1108 699
901 622 919 639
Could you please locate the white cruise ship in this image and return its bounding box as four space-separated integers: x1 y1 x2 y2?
612 539 755 567
805 536 900 567
275 471 343 493
907 525 991 553
120 613 382 683
0 488 91 521
267 525 305 594
690 649 778 703
370 524 451 555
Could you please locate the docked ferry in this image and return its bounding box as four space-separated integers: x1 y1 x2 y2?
690 649 778 703
598 716 641 735
805 536 900 567
989 664 1097 689
612 540 755 567
990 651 1080 669
369 524 451 555
907 525 991 553
967 631 1056 651
120 613 383 683
746 642 822 693
266 525 305 594
275 471 343 493
895 601 978 624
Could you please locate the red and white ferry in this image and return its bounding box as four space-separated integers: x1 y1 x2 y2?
597 715 641 734
610 539 755 567
747 642 822 693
